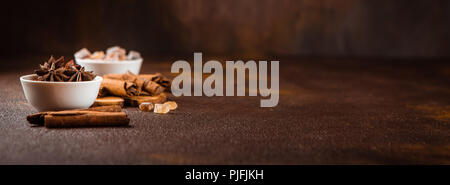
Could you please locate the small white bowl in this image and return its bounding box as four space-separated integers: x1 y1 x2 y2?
75 58 143 76
20 74 103 112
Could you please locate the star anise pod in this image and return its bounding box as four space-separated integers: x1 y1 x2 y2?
65 65 96 82
34 56 96 82
36 62 62 82
35 56 59 75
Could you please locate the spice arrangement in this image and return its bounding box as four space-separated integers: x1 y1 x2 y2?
23 53 177 128
75 46 141 61
34 56 96 82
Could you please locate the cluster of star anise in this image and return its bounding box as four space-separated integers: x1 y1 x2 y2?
34 56 96 82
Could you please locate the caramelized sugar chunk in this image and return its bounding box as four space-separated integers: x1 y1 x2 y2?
154 103 170 114
164 101 177 110
139 102 154 112
106 46 127 61
75 48 91 59
91 51 105 59
127 50 141 60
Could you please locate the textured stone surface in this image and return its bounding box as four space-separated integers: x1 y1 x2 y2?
0 56 449 164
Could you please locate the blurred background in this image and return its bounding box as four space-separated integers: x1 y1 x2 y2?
0 0 449 58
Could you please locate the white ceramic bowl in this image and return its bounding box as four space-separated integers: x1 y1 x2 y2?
20 74 103 112
75 58 143 76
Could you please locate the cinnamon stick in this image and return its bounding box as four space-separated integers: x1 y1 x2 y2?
93 96 125 107
103 72 137 82
138 73 171 89
125 93 167 107
86 105 123 112
113 72 146 94
101 78 138 97
44 111 129 128
26 105 130 128
99 72 171 98
142 80 165 95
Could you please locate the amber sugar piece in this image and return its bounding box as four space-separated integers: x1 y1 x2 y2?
127 50 141 60
164 101 177 110
75 48 91 59
106 46 127 61
139 102 154 112
91 51 105 59
154 104 170 114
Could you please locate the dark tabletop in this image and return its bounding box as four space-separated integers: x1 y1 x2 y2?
0 56 449 164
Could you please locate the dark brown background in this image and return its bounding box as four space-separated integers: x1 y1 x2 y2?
1 0 449 58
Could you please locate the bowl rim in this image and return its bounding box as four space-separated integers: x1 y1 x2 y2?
20 74 103 84
75 57 142 64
